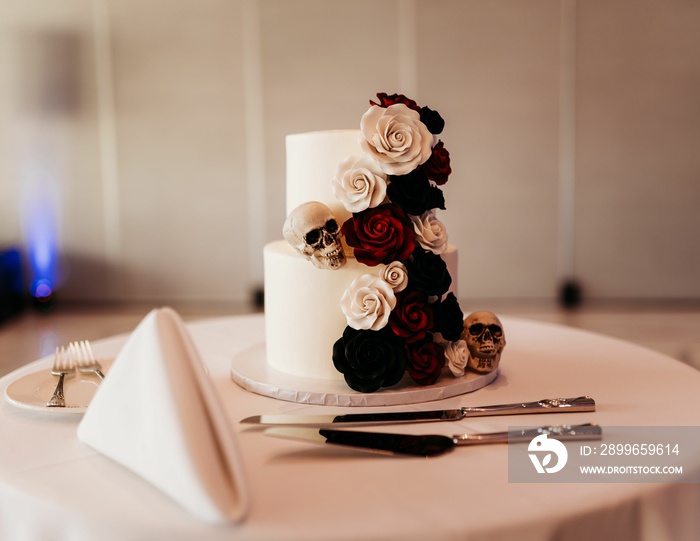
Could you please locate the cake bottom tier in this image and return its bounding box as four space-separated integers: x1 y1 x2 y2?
264 240 459 381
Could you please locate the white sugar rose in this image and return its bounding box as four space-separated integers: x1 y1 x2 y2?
444 340 469 377
381 261 408 293
331 155 388 213
360 103 434 176
411 210 448 254
340 274 396 331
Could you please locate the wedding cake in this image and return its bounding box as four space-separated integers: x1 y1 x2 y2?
264 93 473 393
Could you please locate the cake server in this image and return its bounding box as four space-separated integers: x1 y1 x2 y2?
265 422 602 457
241 396 595 427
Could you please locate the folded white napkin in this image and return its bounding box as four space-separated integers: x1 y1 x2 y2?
77 307 248 524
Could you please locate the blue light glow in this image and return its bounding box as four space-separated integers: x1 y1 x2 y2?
31 278 53 299
21 157 61 300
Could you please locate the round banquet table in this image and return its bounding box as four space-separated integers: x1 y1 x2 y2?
1 313 700 541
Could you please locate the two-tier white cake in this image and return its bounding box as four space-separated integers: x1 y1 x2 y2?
257 93 493 398
265 130 459 382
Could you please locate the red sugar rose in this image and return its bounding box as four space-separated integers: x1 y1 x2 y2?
341 204 416 266
370 92 421 112
421 140 451 185
406 339 445 386
389 290 434 342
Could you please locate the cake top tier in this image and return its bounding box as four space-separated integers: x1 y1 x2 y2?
286 130 361 226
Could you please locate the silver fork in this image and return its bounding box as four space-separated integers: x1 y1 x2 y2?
46 347 75 408
70 340 106 380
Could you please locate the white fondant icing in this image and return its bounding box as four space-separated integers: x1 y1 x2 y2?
264 241 384 381
286 130 362 227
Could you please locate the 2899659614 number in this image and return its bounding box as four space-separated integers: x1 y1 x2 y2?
600 443 680 456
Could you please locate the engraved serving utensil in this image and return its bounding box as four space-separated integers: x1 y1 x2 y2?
70 340 106 380
265 423 603 457
46 347 75 408
242 396 596 428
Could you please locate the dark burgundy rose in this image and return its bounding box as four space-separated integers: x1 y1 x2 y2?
421 140 451 185
386 170 445 216
389 290 434 342
370 92 421 112
332 326 407 392
419 106 445 134
405 249 452 297
341 204 415 266
406 338 446 386
432 292 464 342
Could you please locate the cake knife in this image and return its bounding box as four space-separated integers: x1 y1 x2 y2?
241 396 595 427
264 423 602 457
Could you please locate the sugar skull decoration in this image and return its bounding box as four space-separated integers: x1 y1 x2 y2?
462 311 506 374
283 201 347 270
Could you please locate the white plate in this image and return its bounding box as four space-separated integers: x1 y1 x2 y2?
4 359 113 414
231 343 498 407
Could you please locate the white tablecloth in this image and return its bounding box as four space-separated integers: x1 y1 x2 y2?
1 314 700 541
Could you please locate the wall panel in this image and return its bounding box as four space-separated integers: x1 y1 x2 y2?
418 0 561 299
576 0 700 298
108 0 250 301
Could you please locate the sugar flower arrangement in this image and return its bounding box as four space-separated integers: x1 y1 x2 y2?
331 92 465 393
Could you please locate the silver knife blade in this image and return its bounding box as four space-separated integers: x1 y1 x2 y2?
241 396 595 427
265 423 602 457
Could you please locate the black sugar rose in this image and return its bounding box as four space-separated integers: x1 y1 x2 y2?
405 249 452 297
387 169 445 216
432 292 464 342
419 106 445 135
332 327 407 393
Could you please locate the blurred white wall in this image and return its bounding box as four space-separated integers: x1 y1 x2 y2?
0 0 698 304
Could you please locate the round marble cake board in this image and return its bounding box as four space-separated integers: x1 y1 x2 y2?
230 342 499 407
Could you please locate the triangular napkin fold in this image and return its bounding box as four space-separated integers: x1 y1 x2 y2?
77 307 248 524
